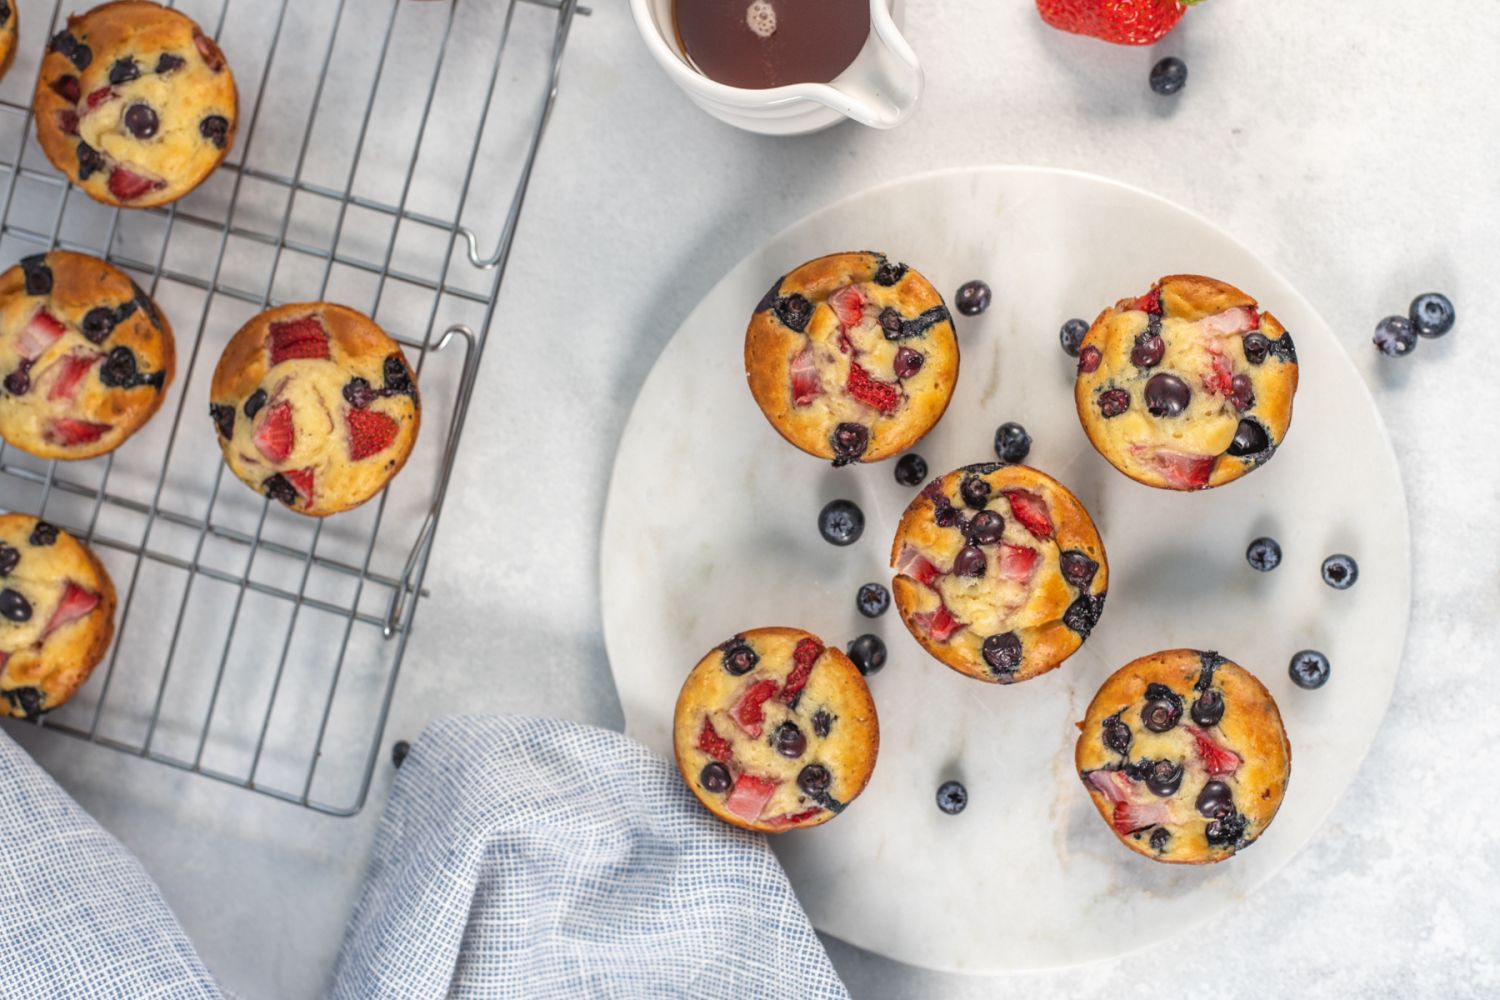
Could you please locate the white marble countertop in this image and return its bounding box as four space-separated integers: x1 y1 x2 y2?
8 0 1499 996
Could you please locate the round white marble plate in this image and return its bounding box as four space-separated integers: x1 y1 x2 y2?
599 167 1409 973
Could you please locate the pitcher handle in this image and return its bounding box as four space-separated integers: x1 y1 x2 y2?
811 2 924 129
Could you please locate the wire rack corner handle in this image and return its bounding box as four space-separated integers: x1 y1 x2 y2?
462 0 582 273
384 322 480 636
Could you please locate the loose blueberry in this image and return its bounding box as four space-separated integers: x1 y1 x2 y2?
812 710 833 737
1059 318 1089 357
1141 683 1182 733
700 762 731 793
1190 689 1225 727
721 637 758 676
936 780 967 815
1077 344 1102 373
391 740 410 767
0 588 32 622
1246 537 1281 572
874 260 907 286
199 115 230 149
1231 374 1255 411
954 280 992 316
1196 780 1234 818
894 453 928 487
773 721 807 758
893 346 924 379
1144 373 1191 417
856 583 890 618
1373 315 1416 357
966 509 1004 546
1409 293 1454 338
798 764 831 795
1059 550 1098 587
210 403 234 439
981 632 1022 676
818 499 864 546
1097 387 1130 418
830 423 868 467
846 634 886 676
1150 828 1171 852
1227 418 1271 458
1242 331 1270 364
20 256 53 296
0 544 18 576
993 421 1031 464
1289 649 1331 689
959 475 991 510
953 545 987 578
124 103 159 139
29 522 58 546
1149 56 1188 96
1321 554 1358 590
1101 713 1131 754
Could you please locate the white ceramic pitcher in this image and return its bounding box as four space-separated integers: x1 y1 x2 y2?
630 0 923 135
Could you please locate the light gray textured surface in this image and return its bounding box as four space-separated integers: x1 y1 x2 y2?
6 0 1499 996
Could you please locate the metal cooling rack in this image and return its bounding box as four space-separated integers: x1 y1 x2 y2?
0 0 585 814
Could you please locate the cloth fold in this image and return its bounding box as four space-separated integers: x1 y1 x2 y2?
331 715 848 1000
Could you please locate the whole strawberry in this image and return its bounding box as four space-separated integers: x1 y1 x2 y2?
1036 0 1204 46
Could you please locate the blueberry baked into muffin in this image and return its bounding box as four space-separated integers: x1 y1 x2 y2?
674 627 879 833
0 251 174 459
34 1 237 208
210 303 419 517
745 251 959 466
1076 649 1291 864
0 514 117 720
1074 275 1298 490
0 1 18 83
890 464 1107 684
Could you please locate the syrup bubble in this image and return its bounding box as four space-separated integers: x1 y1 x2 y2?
746 0 777 39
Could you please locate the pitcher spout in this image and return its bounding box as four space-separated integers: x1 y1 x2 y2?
815 3 924 129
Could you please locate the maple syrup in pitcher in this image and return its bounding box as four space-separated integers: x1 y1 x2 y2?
673 0 872 90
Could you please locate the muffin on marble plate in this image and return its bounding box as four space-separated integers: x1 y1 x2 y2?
891 463 1107 684
745 251 959 467
674 627 878 833
1074 274 1297 490
1076 649 1291 864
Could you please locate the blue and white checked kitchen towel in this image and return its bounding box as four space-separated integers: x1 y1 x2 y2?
0 717 848 999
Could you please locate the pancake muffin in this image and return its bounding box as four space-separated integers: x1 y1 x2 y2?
745 251 959 466
209 303 420 517
891 463 1108 683
1074 275 1298 490
0 251 174 459
34 1 238 208
0 515 117 719
674 627 879 833
1076 649 1291 864
0 1 17 83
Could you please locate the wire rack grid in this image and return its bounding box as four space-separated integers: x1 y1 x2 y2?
0 0 585 815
